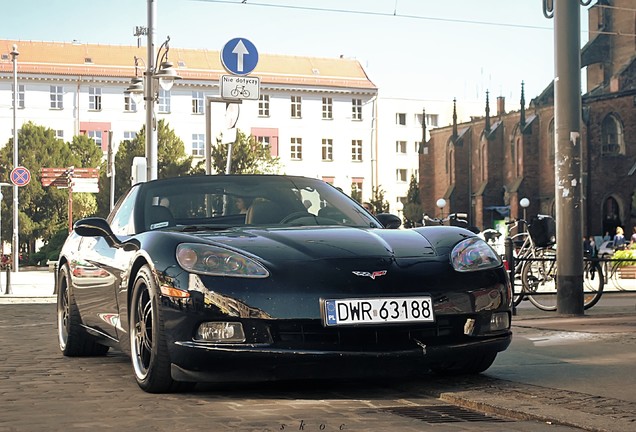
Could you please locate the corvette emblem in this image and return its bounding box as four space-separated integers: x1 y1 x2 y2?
352 270 387 279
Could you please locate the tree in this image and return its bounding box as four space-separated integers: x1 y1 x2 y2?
96 120 193 216
194 129 280 174
403 174 423 228
369 187 390 214
0 122 94 259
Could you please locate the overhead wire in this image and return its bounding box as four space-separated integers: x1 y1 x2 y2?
191 0 636 38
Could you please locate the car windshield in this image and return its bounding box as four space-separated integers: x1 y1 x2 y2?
139 175 378 232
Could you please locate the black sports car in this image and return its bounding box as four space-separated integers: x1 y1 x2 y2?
56 174 512 393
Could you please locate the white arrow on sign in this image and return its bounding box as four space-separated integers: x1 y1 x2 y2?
232 40 249 73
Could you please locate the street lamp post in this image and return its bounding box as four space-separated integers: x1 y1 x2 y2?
520 197 530 220
11 45 19 273
124 0 181 181
0 183 11 258
436 198 447 219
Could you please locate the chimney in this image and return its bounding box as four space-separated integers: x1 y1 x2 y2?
496 96 506 116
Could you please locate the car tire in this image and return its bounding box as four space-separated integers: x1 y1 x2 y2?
430 350 497 375
57 263 109 356
130 265 187 393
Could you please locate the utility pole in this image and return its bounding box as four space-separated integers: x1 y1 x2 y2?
552 0 584 315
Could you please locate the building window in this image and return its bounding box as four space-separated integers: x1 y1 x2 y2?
426 114 439 127
396 141 407 153
88 130 102 147
123 131 137 142
192 91 204 114
396 169 407 182
89 87 102 111
256 136 270 149
396 113 406 126
601 113 625 156
322 97 333 119
352 139 363 161
50 85 63 109
192 133 205 157
158 89 170 113
322 138 333 161
12 84 25 109
291 96 302 118
352 99 362 121
55 130 64 140
259 94 270 117
124 95 137 112
414 141 422 153
291 137 302 160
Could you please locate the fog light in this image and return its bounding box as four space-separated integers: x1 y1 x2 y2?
195 322 245 343
490 312 510 331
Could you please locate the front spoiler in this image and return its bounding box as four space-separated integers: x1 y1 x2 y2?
170 332 512 383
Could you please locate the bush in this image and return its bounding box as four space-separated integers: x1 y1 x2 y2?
612 249 636 267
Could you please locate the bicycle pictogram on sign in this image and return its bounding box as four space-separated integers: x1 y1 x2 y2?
10 166 31 187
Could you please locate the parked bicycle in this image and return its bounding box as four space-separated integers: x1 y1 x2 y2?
511 215 604 311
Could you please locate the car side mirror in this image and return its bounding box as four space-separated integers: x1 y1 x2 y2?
375 213 402 229
74 217 138 250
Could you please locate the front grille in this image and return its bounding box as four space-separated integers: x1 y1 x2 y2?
271 317 462 349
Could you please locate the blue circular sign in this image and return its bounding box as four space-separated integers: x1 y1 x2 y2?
10 166 31 187
221 38 258 76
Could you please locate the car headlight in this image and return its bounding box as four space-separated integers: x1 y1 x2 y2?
176 243 269 278
450 237 502 272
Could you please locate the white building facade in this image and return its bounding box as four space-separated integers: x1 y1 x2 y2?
375 96 484 216
0 39 484 219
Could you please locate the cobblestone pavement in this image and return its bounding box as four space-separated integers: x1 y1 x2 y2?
1 303 629 432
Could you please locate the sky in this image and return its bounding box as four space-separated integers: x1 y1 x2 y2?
3 0 593 104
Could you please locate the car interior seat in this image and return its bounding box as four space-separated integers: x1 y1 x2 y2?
147 205 175 230
245 198 286 225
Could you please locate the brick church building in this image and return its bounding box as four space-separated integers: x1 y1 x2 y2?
419 0 636 237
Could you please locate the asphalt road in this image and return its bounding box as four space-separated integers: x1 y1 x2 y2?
1 300 635 432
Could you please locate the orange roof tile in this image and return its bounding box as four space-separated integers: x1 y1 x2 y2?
0 39 376 91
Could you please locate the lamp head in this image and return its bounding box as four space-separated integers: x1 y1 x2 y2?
154 61 181 91
124 77 144 105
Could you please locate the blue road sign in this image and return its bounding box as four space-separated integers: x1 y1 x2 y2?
10 166 31 187
221 38 258 76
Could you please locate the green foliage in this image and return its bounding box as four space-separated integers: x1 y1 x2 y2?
369 187 390 214
612 249 636 267
96 120 192 216
406 174 420 204
29 227 69 265
0 122 87 257
196 129 280 174
69 135 104 168
403 175 423 227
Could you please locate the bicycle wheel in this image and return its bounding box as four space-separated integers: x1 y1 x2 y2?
522 249 557 311
511 253 529 307
582 260 604 309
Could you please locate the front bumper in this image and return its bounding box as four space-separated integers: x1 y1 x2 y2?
167 319 512 382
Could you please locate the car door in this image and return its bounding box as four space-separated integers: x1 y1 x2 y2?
72 186 140 340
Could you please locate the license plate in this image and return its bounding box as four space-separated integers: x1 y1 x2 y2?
322 296 435 326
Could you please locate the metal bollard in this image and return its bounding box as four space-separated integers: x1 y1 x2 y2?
505 236 515 316
53 263 58 295
5 266 11 295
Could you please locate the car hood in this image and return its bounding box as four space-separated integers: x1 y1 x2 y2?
193 226 438 261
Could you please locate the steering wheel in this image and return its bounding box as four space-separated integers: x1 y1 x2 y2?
280 211 313 224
